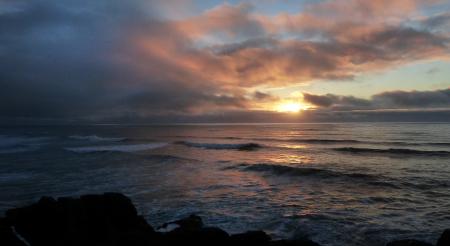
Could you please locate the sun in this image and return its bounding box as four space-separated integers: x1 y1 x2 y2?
276 102 310 113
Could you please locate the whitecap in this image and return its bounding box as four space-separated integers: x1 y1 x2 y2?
68 135 126 142
65 142 168 153
176 141 262 151
0 135 51 154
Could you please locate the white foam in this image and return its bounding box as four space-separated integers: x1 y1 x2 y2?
65 142 168 153
0 135 51 154
0 136 50 147
157 223 180 233
68 135 125 142
178 141 261 150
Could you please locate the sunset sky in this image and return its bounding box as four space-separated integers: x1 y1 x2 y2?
1 0 450 123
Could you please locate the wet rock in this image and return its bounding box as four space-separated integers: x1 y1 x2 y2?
437 229 450 246
199 227 230 241
4 193 155 246
158 214 203 232
0 192 325 246
2 195 449 246
270 239 321 246
386 239 433 246
163 226 230 244
230 230 272 244
0 218 27 246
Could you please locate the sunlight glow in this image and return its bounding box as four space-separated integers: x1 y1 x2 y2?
276 102 310 113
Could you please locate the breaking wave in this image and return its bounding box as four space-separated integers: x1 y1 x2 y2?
68 135 126 142
333 147 450 157
250 137 450 147
235 163 375 179
294 139 362 144
65 142 168 153
228 163 407 189
0 135 51 154
176 141 262 151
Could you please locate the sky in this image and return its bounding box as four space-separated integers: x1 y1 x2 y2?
1 0 450 123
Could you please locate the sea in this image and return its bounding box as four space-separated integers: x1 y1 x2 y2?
0 123 449 246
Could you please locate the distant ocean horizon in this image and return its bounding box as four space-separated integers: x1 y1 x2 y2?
1 122 450 246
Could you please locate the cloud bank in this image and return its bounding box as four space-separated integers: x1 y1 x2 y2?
0 0 449 123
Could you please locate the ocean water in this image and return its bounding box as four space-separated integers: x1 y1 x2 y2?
0 123 449 246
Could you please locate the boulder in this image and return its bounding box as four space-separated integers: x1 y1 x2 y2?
0 193 324 246
230 230 272 244
270 239 321 246
5 193 156 246
0 218 27 246
437 229 450 246
158 214 203 232
163 226 230 244
386 239 433 246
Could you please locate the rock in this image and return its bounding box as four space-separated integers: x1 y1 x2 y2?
0 218 27 246
158 214 203 232
230 230 272 244
198 227 230 242
271 239 321 246
386 239 433 246
5 193 156 246
0 192 323 246
437 229 450 246
164 226 229 244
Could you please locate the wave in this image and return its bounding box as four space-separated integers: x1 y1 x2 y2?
333 147 450 157
237 163 373 179
0 135 51 147
427 142 450 147
376 141 450 147
171 135 450 148
0 135 51 154
228 163 400 188
65 142 168 153
294 139 362 144
248 137 450 148
176 141 262 151
145 154 197 162
246 137 361 144
68 135 126 142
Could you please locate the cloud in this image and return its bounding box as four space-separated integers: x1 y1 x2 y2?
0 0 449 122
253 91 276 101
303 88 450 110
172 2 266 40
372 88 450 108
422 12 450 31
302 93 372 110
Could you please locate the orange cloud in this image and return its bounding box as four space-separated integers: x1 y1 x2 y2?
2 0 448 120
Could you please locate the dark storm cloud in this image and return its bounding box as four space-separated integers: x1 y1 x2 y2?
0 0 248 120
303 88 450 110
253 91 276 101
372 88 450 108
123 86 248 115
302 93 335 107
303 93 372 109
0 0 146 118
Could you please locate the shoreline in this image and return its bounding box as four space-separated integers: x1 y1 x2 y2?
0 193 449 246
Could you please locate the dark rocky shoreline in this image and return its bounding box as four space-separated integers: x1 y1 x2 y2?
0 193 448 246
